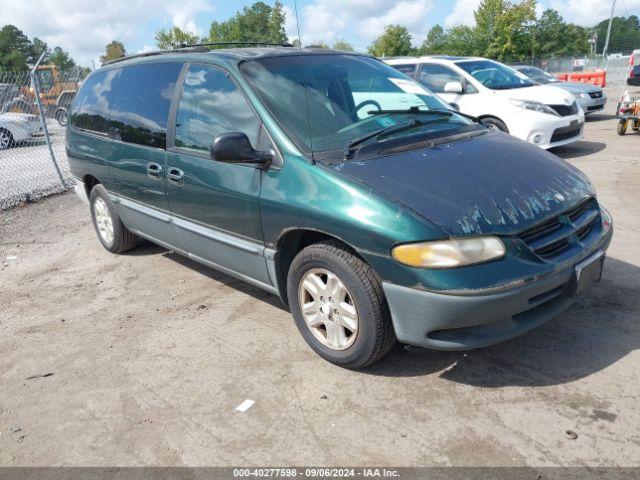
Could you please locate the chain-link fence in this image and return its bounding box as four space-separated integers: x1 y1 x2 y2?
527 55 630 86
0 66 87 210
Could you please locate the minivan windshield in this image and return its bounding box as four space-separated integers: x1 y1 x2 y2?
240 54 473 157
456 59 535 90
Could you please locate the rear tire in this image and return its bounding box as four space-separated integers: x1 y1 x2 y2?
617 119 628 136
89 184 139 254
287 240 396 369
480 116 509 133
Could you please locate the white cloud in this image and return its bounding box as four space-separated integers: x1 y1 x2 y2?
0 0 212 66
297 0 435 48
547 0 640 26
444 0 481 28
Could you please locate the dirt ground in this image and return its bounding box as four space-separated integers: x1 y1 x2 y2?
1 87 639 467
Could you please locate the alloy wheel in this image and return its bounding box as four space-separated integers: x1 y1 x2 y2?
93 197 114 246
298 268 358 350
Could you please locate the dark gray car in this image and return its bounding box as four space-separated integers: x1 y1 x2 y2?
514 66 607 114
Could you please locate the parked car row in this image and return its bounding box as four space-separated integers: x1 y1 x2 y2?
67 46 612 368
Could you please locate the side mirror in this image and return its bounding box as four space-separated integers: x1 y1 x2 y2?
443 81 464 94
210 132 273 167
448 102 460 111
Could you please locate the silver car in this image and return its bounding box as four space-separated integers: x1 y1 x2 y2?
0 112 44 150
514 65 607 114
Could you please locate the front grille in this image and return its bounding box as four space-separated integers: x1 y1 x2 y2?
517 198 600 260
548 102 579 116
550 123 581 143
588 91 603 99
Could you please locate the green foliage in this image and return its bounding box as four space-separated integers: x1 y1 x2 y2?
414 1 593 61
0 25 31 70
368 25 415 57
420 25 447 55
309 41 330 49
155 27 199 49
49 46 75 71
29 37 48 64
332 40 354 52
207 1 288 45
100 41 126 64
594 15 640 54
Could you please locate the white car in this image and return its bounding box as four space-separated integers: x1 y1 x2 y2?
385 56 585 149
0 112 44 150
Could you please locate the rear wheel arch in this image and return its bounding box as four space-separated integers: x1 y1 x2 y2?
274 229 370 305
82 174 101 198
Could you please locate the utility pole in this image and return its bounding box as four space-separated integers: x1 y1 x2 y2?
602 0 616 66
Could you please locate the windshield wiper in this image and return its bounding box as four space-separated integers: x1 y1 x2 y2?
343 119 428 158
367 106 454 117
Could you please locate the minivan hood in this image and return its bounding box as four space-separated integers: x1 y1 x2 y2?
331 130 595 236
493 84 575 105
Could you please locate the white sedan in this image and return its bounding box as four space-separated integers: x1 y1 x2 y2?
0 112 45 150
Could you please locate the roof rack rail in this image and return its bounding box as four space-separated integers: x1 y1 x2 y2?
102 46 208 66
102 42 294 66
177 41 294 48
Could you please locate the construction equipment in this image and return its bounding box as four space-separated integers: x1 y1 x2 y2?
1 65 79 125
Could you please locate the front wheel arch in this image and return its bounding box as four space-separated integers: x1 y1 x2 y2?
274 228 370 306
478 115 510 133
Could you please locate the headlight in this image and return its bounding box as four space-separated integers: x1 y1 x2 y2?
392 237 506 269
600 206 612 231
509 98 559 116
573 92 587 99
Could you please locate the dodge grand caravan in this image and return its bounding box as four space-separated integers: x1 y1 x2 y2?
67 47 613 368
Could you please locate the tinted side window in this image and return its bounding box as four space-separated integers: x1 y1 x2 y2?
70 70 117 134
108 63 181 148
418 64 474 93
174 65 259 152
392 64 417 77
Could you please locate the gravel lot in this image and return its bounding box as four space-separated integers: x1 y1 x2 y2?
1 86 639 467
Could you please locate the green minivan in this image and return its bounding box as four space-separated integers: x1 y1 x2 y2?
68 46 612 368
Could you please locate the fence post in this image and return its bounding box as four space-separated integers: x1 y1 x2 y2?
30 50 67 189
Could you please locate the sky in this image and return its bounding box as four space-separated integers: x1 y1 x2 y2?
0 0 638 67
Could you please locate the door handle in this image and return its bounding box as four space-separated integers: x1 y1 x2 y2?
146 162 163 180
167 167 184 185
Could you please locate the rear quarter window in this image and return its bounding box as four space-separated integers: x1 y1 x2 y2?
70 70 115 134
70 62 182 148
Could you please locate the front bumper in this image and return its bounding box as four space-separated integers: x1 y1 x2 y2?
510 111 584 149
383 223 612 351
578 95 607 114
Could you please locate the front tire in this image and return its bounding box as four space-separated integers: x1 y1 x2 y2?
480 116 509 133
89 184 139 253
287 241 395 369
0 128 13 150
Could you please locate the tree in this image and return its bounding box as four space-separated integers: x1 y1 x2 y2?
49 46 75 71
207 1 289 45
155 27 199 49
100 41 126 64
267 1 287 44
28 37 48 64
441 26 477 56
593 15 640 54
332 40 354 52
420 24 446 55
0 25 31 70
368 25 414 57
